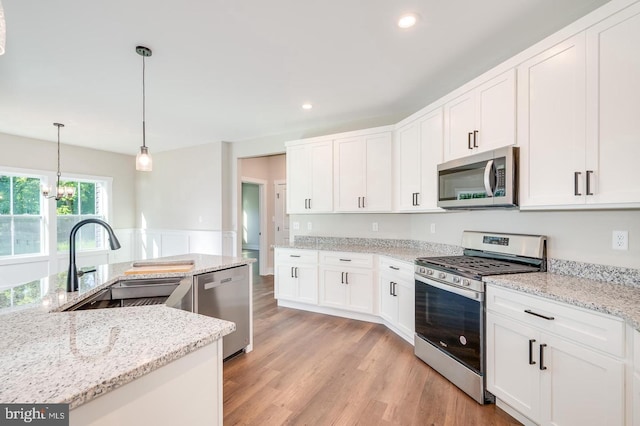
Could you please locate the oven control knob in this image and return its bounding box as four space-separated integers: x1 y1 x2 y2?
426 269 434 276
438 272 446 279
452 276 460 284
462 279 471 287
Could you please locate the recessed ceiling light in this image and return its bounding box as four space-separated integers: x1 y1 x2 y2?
397 13 419 29
302 103 313 110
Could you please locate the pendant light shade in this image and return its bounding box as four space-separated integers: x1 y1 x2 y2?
0 0 6 55
135 45 153 171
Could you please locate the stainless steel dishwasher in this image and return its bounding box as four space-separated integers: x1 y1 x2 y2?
194 265 250 359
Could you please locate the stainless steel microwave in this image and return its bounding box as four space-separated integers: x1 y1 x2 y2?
437 146 518 209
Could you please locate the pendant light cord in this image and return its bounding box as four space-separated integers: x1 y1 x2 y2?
142 54 146 149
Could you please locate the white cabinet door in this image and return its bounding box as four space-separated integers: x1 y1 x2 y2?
487 312 541 423
444 90 476 161
585 4 640 206
540 333 625 426
444 70 515 161
396 120 422 211
286 140 333 214
296 265 319 305
334 136 365 212
476 69 516 153
334 132 392 212
308 141 333 213
395 108 443 212
518 34 587 207
379 274 397 324
275 264 298 301
286 144 311 214
319 267 374 314
363 132 392 211
395 278 414 338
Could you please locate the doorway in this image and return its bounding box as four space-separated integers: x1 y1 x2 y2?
241 178 267 276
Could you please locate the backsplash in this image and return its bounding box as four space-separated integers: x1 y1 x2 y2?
291 236 640 288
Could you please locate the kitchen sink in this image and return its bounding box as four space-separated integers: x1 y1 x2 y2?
63 277 183 311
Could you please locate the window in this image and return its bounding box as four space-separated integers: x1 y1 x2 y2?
56 179 108 252
0 174 44 257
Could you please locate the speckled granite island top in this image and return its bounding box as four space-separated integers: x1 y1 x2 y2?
0 253 255 409
484 273 640 331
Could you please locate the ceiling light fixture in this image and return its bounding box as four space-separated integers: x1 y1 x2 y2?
397 13 419 29
42 123 75 201
302 103 313 110
135 45 153 171
0 0 6 55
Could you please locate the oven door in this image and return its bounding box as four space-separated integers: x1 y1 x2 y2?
415 274 484 374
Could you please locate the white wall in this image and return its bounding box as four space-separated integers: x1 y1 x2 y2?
290 209 640 269
136 142 223 230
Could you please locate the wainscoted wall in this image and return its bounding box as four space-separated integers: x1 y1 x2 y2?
0 229 236 287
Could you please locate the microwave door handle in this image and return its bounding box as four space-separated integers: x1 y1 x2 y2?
483 159 495 197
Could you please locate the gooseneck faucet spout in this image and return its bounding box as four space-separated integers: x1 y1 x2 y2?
67 219 121 292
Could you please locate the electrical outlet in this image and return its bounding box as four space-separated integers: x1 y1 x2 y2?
293 222 300 230
430 223 436 233
307 222 312 230
372 222 379 232
612 230 628 250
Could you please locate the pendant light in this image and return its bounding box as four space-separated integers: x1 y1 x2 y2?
42 123 75 200
135 45 153 171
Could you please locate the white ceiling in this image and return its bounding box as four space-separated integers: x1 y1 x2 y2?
0 0 610 155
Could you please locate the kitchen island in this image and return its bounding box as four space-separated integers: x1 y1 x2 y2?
0 253 254 426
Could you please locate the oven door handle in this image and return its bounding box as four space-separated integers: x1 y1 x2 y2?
483 159 495 198
415 275 483 301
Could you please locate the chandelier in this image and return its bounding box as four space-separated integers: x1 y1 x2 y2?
42 123 75 200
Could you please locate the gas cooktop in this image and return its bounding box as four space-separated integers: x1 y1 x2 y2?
415 255 541 277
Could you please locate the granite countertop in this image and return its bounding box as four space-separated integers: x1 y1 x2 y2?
0 253 255 409
484 273 640 331
279 238 640 332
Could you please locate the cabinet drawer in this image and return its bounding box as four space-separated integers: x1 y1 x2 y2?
275 249 318 264
319 251 373 268
379 256 414 280
487 285 625 358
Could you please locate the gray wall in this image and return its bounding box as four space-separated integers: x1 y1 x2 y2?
241 183 260 249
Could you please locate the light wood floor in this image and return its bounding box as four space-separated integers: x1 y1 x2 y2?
223 271 521 426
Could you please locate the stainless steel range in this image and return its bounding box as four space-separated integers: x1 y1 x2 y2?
414 231 547 404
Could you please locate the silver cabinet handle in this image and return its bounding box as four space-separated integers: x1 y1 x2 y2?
574 172 582 196
586 170 594 195
483 159 495 197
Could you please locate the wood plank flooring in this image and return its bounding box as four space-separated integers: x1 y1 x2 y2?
223 271 521 426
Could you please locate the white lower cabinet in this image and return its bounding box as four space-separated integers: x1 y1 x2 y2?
634 329 640 426
319 251 375 314
378 257 414 343
274 249 318 305
486 285 626 426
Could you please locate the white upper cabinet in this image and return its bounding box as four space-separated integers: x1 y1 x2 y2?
395 108 443 211
585 3 640 206
286 139 333 214
518 34 587 208
520 3 640 209
443 69 516 161
333 131 392 212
